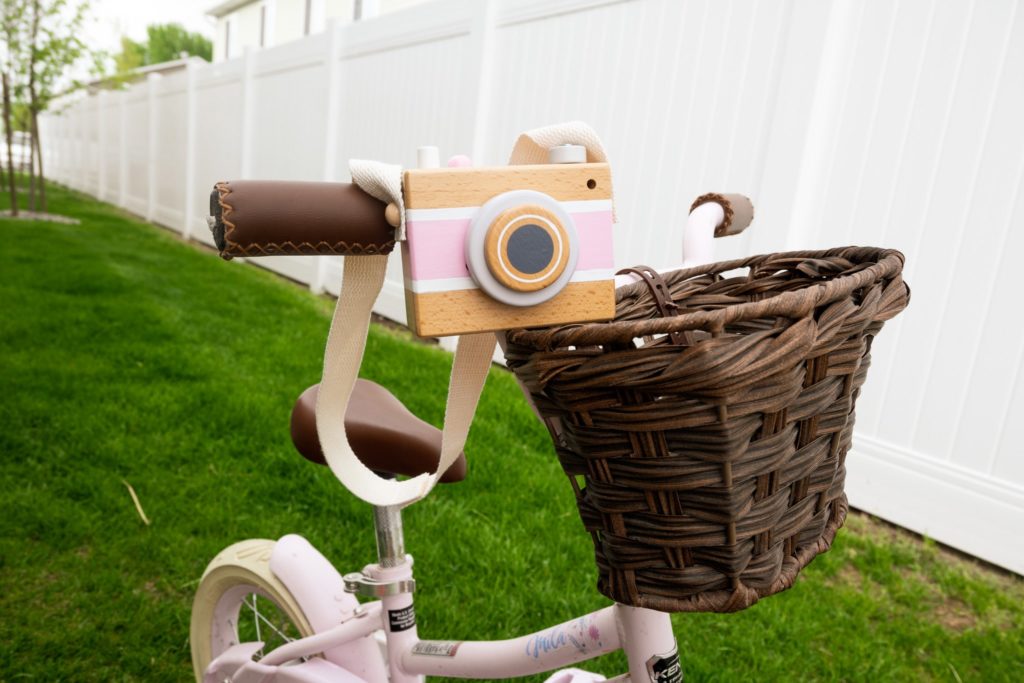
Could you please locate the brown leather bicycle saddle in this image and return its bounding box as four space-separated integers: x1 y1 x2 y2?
290 380 466 483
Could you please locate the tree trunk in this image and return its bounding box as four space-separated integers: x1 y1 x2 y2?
32 108 44 212
2 71 17 216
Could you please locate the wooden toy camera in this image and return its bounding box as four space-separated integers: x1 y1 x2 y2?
401 146 615 336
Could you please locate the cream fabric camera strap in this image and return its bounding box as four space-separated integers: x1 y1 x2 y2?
315 255 495 508
509 120 609 165
316 122 607 507
509 120 616 219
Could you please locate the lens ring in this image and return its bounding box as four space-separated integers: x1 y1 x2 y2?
465 189 580 307
484 205 570 292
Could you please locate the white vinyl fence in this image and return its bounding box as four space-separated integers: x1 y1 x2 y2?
41 0 1024 575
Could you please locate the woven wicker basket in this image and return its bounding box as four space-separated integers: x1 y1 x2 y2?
505 247 909 613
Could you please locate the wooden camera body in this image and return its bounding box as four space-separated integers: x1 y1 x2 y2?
401 160 616 337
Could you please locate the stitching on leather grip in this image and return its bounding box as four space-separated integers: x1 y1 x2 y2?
228 239 397 257
215 181 236 256
690 193 734 237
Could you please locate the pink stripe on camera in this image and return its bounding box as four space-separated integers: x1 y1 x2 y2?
405 209 614 283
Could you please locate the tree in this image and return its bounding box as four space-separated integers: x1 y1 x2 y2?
0 0 94 214
113 35 144 74
145 23 211 63
24 0 92 212
113 23 212 78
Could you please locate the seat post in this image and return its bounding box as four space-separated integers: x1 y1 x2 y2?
373 504 406 567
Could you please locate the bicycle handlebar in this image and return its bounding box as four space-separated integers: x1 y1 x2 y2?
209 180 396 260
690 192 754 237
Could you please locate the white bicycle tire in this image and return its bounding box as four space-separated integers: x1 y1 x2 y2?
190 538 315 682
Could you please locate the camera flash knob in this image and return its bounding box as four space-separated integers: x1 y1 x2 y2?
417 146 440 169
548 144 586 164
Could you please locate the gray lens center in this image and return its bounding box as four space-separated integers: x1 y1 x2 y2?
507 224 554 275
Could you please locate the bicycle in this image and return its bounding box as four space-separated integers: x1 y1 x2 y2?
192 129 753 682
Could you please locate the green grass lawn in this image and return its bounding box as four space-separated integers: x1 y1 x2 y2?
1 183 1022 682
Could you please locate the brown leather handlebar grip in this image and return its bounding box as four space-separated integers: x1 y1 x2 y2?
210 180 397 259
690 192 754 237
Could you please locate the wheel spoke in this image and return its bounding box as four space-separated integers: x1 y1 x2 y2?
244 595 296 647
253 595 262 644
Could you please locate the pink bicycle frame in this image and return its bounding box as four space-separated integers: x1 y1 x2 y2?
212 533 680 683
400 604 676 682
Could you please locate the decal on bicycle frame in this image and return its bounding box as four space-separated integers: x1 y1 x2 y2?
647 646 683 683
412 640 462 657
388 605 416 632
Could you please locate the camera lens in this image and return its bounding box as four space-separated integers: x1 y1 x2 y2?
483 204 569 293
507 224 553 275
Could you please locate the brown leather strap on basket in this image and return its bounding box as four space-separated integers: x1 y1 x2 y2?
615 265 690 345
211 180 397 259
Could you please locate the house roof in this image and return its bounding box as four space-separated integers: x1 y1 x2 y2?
206 0 258 18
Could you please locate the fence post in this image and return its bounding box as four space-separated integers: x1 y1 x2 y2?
357 0 379 20
146 73 161 222
59 115 65 182
264 0 277 47
118 90 128 208
65 106 72 187
310 0 327 33
47 114 55 183
97 90 108 200
239 47 257 179
313 19 343 295
92 97 100 193
72 104 80 189
183 60 199 240
79 102 86 189
783 0 859 250
75 103 83 189
468 0 497 164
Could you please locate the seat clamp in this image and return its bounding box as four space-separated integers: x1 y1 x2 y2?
343 572 416 598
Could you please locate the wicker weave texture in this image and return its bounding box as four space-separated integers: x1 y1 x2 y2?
505 247 909 612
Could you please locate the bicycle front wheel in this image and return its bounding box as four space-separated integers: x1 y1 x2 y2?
190 538 315 682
